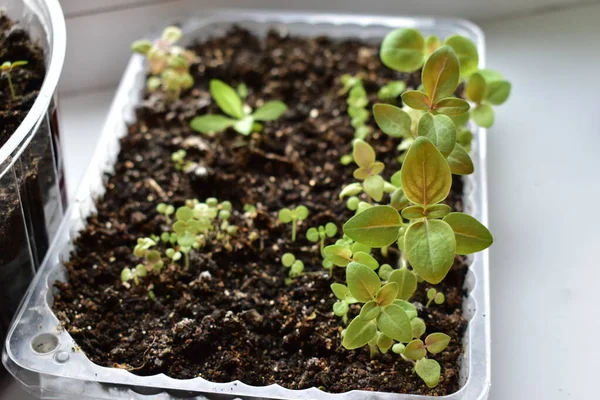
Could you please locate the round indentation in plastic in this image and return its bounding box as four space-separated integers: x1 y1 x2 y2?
54 350 70 363
31 333 59 354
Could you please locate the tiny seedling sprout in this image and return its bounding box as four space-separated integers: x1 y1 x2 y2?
190 79 288 136
306 222 338 254
1 60 28 99
281 252 304 278
278 205 309 242
425 288 445 307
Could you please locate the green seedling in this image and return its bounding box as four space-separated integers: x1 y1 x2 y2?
132 26 196 100
157 202 175 223
392 332 451 388
278 205 309 242
190 79 287 136
331 282 358 324
281 252 304 278
339 74 372 141
465 69 511 128
306 222 338 254
121 238 164 288
171 149 189 171
1 60 28 99
377 80 406 102
425 288 445 307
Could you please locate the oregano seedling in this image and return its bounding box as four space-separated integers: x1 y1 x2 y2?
426 288 446 307
307 222 338 254
465 69 511 128
1 60 28 99
278 205 309 242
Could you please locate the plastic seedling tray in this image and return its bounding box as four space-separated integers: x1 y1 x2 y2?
3 10 491 400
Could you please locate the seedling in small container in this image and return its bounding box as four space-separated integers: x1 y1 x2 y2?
465 69 511 128
425 288 445 307
306 222 338 254
190 79 287 136
1 60 28 99
278 205 309 242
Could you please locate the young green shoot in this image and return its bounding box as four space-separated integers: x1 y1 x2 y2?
132 26 196 100
377 80 406 102
465 69 511 127
1 60 28 99
306 222 338 254
278 205 309 242
281 252 304 278
425 288 445 307
171 149 189 171
190 79 287 136
156 202 175 223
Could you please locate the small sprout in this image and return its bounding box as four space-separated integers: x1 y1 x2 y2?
342 77 372 139
426 288 445 307
278 205 309 242
157 203 175 223
465 69 511 128
236 82 248 99
171 149 189 171
377 81 406 101
350 139 388 202
415 358 441 388
190 79 287 136
281 253 304 278
131 26 196 100
306 222 338 254
1 60 28 99
340 154 354 165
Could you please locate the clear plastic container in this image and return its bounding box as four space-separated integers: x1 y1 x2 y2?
2 10 490 400
0 0 67 344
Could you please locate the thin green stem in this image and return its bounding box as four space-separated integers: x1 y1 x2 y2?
426 298 433 308
184 252 190 270
381 246 388 258
7 72 15 99
292 219 297 242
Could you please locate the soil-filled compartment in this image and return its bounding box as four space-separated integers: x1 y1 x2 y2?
52 27 472 396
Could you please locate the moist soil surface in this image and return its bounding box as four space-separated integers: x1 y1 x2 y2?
0 12 45 147
53 27 469 395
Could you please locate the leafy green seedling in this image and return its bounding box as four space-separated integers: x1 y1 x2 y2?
307 222 338 254
171 149 189 171
1 61 28 99
132 26 196 100
347 139 391 202
190 79 287 136
465 69 511 128
377 81 406 101
341 75 372 140
331 283 358 324
281 252 304 278
426 288 445 307
278 205 309 242
156 202 175 223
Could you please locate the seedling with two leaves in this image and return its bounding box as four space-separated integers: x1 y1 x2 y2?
306 222 338 254
278 205 309 242
426 288 445 307
121 238 164 288
281 253 304 278
190 79 287 136
1 60 28 99
465 69 511 127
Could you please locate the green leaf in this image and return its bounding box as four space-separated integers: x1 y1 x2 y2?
342 318 378 349
388 268 417 300
451 111 471 128
378 264 394 280
466 72 486 103
415 358 441 388
233 116 254 135
478 69 503 82
411 318 426 339
373 104 412 138
393 299 418 319
402 90 430 111
377 304 412 342
209 79 244 119
252 100 287 121
392 343 406 354
443 212 493 254
390 188 410 211
376 282 399 306
325 222 338 237
400 137 452 206
447 143 474 175
306 228 319 242
281 253 295 267
425 332 451 354
425 35 440 56
353 252 379 270
359 300 381 320
331 283 349 300
425 204 451 219
404 219 456 284
401 205 427 220
346 262 381 302
486 81 511 105
294 205 309 220
390 170 402 187
363 175 384 202
422 45 460 104
444 35 479 77
278 208 293 223
340 183 363 198
323 245 353 267
434 98 470 116
403 339 426 360
353 139 375 169
472 103 494 128
380 28 425 72
343 205 402 247
377 333 394 353
190 115 235 134
333 300 349 316
417 113 456 157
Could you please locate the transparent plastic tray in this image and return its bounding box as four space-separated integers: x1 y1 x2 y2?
3 10 490 400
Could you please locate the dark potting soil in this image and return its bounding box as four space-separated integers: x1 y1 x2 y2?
0 13 51 338
52 27 469 395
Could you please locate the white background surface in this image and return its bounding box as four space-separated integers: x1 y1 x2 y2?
3 1 600 399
